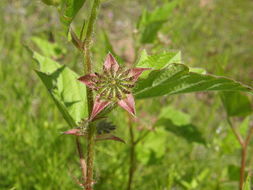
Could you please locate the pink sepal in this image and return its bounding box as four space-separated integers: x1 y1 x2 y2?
104 53 119 73
118 94 136 116
63 128 83 136
78 74 97 89
90 96 111 120
130 68 150 81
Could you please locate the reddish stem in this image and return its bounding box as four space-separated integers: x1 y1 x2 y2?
76 137 87 186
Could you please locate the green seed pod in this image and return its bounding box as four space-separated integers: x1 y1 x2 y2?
41 0 60 6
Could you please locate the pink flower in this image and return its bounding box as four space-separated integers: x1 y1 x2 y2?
78 53 149 120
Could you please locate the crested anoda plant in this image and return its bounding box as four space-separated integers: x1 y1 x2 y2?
34 0 253 190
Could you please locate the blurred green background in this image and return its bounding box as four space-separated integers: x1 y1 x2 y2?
0 0 252 189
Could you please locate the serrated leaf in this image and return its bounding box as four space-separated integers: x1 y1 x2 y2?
60 0 87 30
137 50 182 69
136 50 181 78
220 92 252 117
134 63 253 99
33 51 88 127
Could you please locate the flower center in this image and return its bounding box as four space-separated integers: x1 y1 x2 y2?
111 80 117 85
95 67 135 101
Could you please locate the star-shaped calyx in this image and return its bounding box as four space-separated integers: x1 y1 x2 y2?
78 53 149 120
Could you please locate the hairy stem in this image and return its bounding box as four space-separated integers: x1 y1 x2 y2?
86 124 96 190
76 137 87 186
127 115 136 190
83 0 101 190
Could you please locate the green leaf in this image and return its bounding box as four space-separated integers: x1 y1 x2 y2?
159 106 191 126
141 20 166 43
31 37 66 59
155 106 206 144
136 50 181 78
137 50 182 69
137 1 178 44
243 175 251 190
156 119 206 145
136 128 168 164
60 0 87 29
222 117 250 153
41 0 60 6
227 165 240 181
134 63 253 99
33 51 88 127
220 92 252 117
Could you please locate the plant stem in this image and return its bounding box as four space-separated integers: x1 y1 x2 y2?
227 117 253 190
76 137 87 186
239 125 253 190
86 124 96 190
82 1 101 189
239 146 247 190
127 115 136 190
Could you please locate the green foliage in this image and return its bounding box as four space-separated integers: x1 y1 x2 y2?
33 51 88 127
137 1 178 43
243 175 252 190
60 0 87 30
31 37 67 59
221 92 252 117
156 106 206 144
134 52 253 98
41 0 60 6
1 0 253 189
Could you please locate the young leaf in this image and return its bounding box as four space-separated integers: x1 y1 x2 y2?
33 51 88 126
136 50 182 69
137 1 178 44
60 0 87 30
134 63 253 99
220 92 252 117
136 50 181 78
